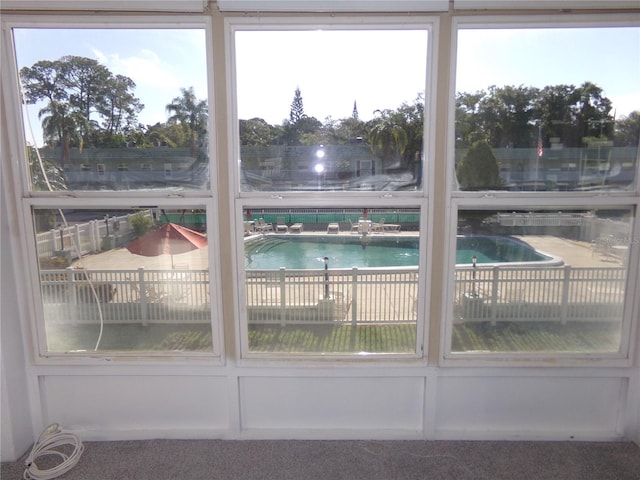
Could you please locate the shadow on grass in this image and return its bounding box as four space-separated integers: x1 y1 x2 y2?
46 324 213 353
248 324 417 354
44 321 621 355
452 321 622 353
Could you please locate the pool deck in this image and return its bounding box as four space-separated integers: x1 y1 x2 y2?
72 230 619 270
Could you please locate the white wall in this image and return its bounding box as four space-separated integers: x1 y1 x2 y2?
1 179 34 461
31 369 633 444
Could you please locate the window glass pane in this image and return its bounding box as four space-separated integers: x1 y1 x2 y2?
455 27 640 192
15 28 210 191
241 207 420 355
451 207 633 354
35 207 213 354
235 29 428 192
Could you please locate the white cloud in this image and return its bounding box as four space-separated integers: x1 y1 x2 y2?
91 47 181 89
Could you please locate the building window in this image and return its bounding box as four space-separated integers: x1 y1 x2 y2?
234 25 428 193
33 206 213 354
9 20 219 358
15 26 210 192
447 206 633 355
446 20 639 360
230 19 433 357
241 207 421 355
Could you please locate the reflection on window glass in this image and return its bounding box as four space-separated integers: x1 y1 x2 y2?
235 29 428 192
455 27 640 192
34 207 212 354
451 208 633 354
241 207 421 355
14 28 209 191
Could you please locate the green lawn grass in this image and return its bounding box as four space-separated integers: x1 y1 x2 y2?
451 321 621 353
45 324 213 353
44 321 621 355
248 324 416 354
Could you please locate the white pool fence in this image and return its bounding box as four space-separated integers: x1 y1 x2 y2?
40 265 626 326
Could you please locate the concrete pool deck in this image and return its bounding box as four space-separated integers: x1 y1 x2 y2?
72 232 620 270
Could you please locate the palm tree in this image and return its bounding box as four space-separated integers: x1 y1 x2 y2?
165 87 208 154
38 100 88 164
368 110 408 170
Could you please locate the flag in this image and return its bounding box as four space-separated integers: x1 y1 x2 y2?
537 128 544 158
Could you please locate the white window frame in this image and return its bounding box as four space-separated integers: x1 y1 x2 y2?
225 16 439 361
441 14 640 367
1 14 224 364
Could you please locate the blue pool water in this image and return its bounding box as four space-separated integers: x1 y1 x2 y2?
245 235 552 270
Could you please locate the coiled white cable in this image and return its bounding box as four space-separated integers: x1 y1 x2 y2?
23 423 84 480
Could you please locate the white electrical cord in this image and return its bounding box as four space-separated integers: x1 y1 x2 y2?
23 423 85 480
21 82 105 351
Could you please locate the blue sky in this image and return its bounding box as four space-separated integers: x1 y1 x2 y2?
14 28 208 146
234 29 429 125
12 25 640 146
456 26 640 118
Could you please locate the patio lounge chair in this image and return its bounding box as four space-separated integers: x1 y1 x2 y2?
349 219 359 234
290 223 304 233
372 218 385 234
358 220 371 234
327 223 340 234
256 218 273 233
275 217 289 233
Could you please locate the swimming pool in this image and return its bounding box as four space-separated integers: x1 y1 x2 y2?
244 235 558 269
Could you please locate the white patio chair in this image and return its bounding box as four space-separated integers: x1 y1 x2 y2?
275 217 289 233
257 218 273 233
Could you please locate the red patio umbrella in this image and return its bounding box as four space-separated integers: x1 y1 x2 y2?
126 223 207 268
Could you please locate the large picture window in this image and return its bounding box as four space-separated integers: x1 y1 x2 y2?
230 20 433 357
447 20 639 360
234 27 428 192
447 206 633 355
9 21 219 358
15 27 210 192
33 206 214 354
454 25 639 193
240 207 422 355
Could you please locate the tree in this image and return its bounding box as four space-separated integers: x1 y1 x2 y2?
367 110 409 170
38 100 88 164
98 74 143 138
129 212 154 237
289 87 305 124
394 94 424 163
455 82 616 149
455 90 489 148
333 117 367 144
239 118 276 146
614 111 640 147
27 145 67 192
456 140 502 190
165 87 208 153
59 55 112 139
20 60 67 104
21 55 142 148
534 84 579 143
